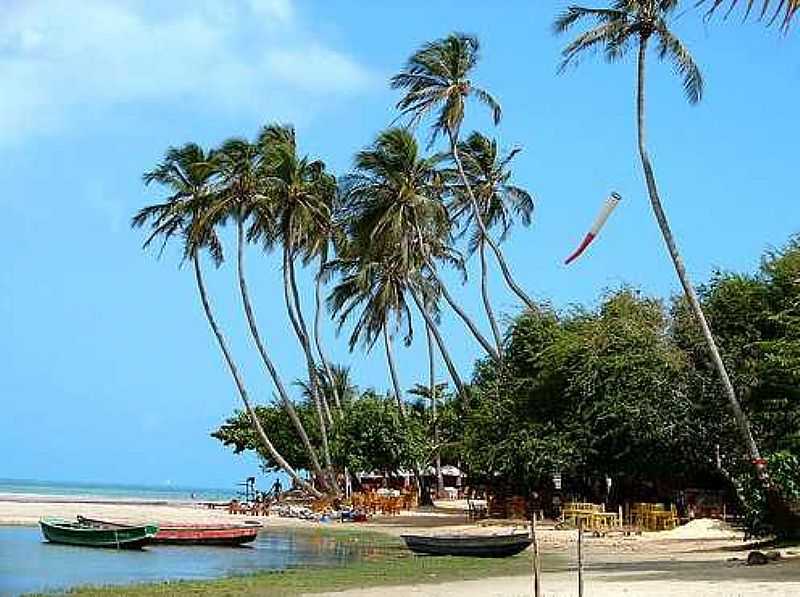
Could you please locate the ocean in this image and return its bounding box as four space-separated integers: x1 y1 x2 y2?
0 478 237 503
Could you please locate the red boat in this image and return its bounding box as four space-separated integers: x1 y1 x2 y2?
78 516 261 546
153 521 261 545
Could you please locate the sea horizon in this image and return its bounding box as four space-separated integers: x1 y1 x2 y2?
0 477 239 503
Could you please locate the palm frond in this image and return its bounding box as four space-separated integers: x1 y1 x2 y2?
655 23 704 104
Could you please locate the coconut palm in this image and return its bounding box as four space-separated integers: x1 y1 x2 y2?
328 238 415 417
250 124 339 493
339 128 471 393
208 137 332 493
391 33 536 313
450 132 535 354
342 127 499 362
554 1 766 485
701 0 798 28
132 143 322 498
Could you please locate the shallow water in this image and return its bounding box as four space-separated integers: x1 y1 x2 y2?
0 526 373 597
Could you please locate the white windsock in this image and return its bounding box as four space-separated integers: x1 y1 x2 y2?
564 192 622 265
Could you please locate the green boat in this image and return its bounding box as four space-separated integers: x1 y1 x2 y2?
39 517 158 549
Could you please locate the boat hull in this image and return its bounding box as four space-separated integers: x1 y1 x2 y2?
77 516 261 546
40 518 158 549
401 533 532 558
153 524 260 545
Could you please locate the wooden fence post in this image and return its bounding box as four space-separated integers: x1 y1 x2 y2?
577 519 584 597
530 511 541 597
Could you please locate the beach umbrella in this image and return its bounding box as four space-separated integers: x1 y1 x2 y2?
564 192 622 265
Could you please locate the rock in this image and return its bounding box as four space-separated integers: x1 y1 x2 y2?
765 550 782 561
747 551 770 566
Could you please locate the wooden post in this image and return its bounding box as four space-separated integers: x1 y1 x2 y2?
530 511 541 597
577 519 584 597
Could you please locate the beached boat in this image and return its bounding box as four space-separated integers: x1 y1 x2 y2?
401 532 532 557
39 517 158 549
79 516 261 546
152 521 261 545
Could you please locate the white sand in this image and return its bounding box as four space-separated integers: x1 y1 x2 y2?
657 517 744 540
312 570 800 597
0 497 301 527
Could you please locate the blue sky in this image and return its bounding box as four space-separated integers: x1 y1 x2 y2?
1 0 797 490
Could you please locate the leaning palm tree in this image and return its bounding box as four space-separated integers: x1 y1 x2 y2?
342 127 500 363
450 132 535 355
391 33 537 313
252 124 340 494
328 239 415 417
208 137 332 493
554 1 767 487
701 0 798 28
132 143 322 498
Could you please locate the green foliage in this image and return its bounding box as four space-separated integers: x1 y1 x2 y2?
464 290 707 491
554 0 704 105
674 237 800 459
739 451 800 537
213 390 458 478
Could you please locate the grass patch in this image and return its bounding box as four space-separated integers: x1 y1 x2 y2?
28 528 535 596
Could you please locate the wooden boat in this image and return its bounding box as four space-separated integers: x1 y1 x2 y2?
78 516 261 546
152 521 261 545
39 517 158 549
401 532 532 557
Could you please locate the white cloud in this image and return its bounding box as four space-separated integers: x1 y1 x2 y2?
0 0 376 143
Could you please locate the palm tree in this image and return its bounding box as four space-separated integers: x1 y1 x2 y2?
208 137 332 493
701 0 798 28
341 127 498 361
132 143 322 498
391 33 537 313
328 239 414 417
339 128 470 393
251 124 340 494
450 132 535 355
554 1 767 485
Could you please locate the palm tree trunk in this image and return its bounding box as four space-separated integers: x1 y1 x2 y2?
288 254 334 426
383 323 407 418
449 131 536 312
282 247 339 495
314 255 342 412
635 38 765 478
408 285 465 398
235 219 328 490
427 263 501 361
426 326 443 499
479 236 504 355
192 253 322 498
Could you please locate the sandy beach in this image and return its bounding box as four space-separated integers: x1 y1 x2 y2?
4 494 800 597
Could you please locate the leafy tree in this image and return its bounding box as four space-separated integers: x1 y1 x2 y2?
213 390 453 490
465 290 716 494
673 238 800 533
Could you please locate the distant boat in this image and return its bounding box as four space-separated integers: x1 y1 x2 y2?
78 516 261 546
401 532 532 557
39 517 158 549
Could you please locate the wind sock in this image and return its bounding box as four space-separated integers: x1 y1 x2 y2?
564 191 622 265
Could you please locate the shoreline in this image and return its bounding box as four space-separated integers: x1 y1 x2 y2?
7 496 800 597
